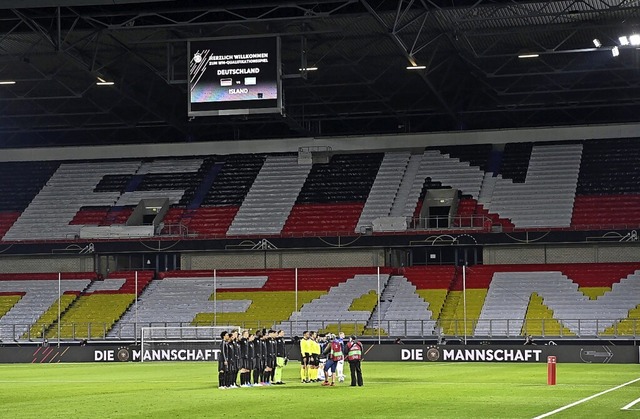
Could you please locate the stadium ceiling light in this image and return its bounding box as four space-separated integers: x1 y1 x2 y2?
518 53 539 59
299 67 318 71
592 39 602 48
406 65 426 70
629 34 640 46
612 46 620 57
96 77 114 86
619 36 630 46
0 80 16 85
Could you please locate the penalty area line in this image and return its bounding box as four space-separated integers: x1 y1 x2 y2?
532 377 640 419
622 396 640 411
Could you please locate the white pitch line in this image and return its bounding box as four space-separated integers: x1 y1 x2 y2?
532 377 640 419
622 396 640 411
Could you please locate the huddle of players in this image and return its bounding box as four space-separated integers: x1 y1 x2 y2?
299 331 324 383
217 329 287 389
300 330 349 384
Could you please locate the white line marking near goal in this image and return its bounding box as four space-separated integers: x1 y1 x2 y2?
532 377 640 419
622 396 640 411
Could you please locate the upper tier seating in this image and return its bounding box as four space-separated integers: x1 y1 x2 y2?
185 154 265 236
356 151 411 232
499 142 533 183
227 154 312 236
4 161 143 241
486 143 582 228
436 144 493 173
0 161 59 239
0 161 59 212
572 138 640 228
282 153 382 235
455 198 514 231
419 149 484 199
6 139 640 240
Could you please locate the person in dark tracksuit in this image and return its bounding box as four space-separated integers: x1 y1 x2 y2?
264 330 277 385
217 331 230 389
228 330 240 388
253 329 265 385
246 333 256 386
238 330 251 387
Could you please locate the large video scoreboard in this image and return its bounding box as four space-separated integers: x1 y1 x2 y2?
188 36 283 117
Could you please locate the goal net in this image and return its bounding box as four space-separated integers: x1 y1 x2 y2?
140 326 240 362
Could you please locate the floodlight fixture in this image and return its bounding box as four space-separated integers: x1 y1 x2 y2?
612 46 620 57
629 34 640 46
593 38 601 48
96 76 114 86
619 36 630 46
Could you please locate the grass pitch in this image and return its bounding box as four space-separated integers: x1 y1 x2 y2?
0 361 638 418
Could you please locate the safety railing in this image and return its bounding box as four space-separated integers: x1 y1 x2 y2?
3 318 637 342
407 215 490 230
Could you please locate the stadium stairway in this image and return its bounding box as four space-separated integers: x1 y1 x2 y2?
389 153 423 217
397 151 431 219
368 274 436 337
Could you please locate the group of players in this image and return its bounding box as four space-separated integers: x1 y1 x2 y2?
299 331 343 384
217 329 287 389
300 330 364 387
217 328 363 389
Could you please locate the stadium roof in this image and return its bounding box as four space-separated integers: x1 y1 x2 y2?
1 0 640 147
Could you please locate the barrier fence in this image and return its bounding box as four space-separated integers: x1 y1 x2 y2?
2 317 638 343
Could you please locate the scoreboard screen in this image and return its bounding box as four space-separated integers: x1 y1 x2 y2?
188 37 282 117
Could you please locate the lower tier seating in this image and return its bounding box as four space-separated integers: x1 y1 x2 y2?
1 264 639 340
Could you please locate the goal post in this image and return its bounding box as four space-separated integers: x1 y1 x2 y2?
140 326 240 362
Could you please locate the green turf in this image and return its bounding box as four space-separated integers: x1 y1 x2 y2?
0 361 638 418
